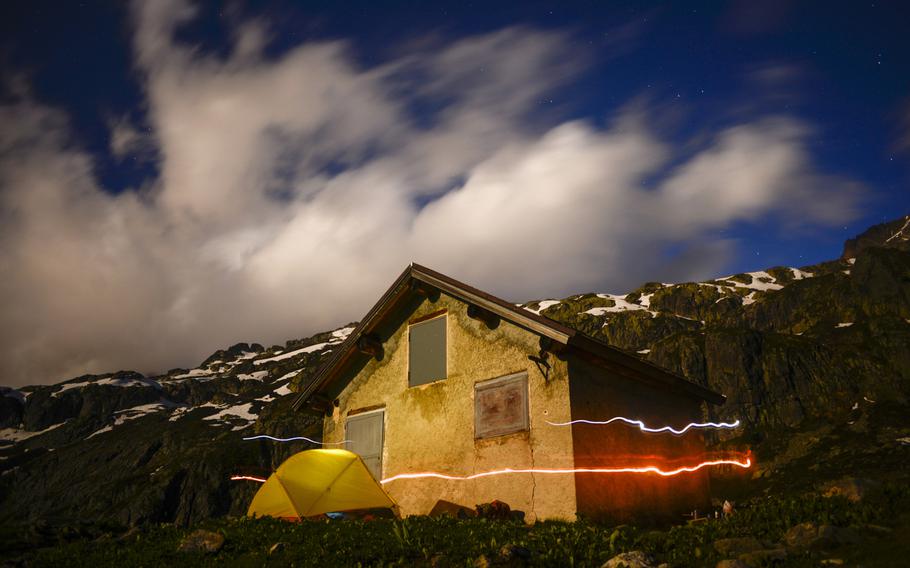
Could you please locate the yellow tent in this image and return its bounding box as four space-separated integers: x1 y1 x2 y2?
247 449 396 519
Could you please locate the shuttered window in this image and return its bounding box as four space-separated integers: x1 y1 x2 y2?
408 315 446 387
345 409 385 480
474 372 529 439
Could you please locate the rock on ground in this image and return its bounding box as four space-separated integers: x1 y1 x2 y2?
821 478 880 502
738 548 787 565
178 529 225 553
601 550 657 568
713 537 764 557
716 560 750 568
784 521 861 549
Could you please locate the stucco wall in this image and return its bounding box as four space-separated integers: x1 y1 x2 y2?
322 292 577 521
567 354 711 522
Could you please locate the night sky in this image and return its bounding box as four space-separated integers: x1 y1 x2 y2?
1 0 908 386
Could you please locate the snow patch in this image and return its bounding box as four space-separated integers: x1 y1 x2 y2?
637 349 650 355
168 406 192 422
836 322 854 328
235 370 269 381
273 382 293 396
524 300 561 315
0 420 69 443
87 401 181 439
86 425 112 439
588 294 656 317
885 216 910 243
277 370 301 382
719 271 783 292
846 258 856 265
790 268 814 280
53 375 160 397
332 327 355 340
254 340 341 365
170 368 215 380
204 403 257 428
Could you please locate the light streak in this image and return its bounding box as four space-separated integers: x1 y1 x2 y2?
546 416 741 435
231 475 267 483
380 457 751 484
242 435 351 445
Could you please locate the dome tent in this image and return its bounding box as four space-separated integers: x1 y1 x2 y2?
248 449 396 519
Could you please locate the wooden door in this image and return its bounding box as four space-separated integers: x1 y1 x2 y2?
345 409 385 481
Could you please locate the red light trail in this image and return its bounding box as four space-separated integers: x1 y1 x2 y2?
379 457 751 485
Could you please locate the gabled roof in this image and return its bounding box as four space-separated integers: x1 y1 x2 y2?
292 263 725 410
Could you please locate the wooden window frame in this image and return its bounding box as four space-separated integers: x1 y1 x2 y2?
474 372 529 439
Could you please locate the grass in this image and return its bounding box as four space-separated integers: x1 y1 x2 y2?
11 483 910 567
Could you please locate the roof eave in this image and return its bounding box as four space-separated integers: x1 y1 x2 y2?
293 263 726 410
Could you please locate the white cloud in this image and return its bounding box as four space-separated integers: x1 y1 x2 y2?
0 1 864 386
108 115 154 160
660 118 861 230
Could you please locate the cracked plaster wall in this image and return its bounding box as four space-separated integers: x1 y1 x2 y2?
323 292 577 521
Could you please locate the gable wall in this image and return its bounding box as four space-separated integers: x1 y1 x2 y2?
322 292 577 521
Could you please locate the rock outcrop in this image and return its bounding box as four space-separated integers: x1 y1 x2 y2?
1 217 909 528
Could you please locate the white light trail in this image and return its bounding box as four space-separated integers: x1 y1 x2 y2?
242 435 351 445
546 416 741 435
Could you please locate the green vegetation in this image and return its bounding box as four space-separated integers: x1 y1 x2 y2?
10 483 909 567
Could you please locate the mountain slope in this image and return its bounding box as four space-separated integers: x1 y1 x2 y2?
0 327 355 526
1 216 909 528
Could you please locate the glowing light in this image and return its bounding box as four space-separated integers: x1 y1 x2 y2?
242 435 351 445
231 475 267 483
380 457 751 484
546 416 741 435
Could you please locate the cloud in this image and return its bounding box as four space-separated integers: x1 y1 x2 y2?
0 1 865 386
107 114 155 161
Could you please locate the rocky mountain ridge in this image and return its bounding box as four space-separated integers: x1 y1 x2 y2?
1 215 908 528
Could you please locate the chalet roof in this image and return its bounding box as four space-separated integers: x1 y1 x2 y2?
292 263 725 410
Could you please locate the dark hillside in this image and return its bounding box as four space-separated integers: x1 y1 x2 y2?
1 216 909 534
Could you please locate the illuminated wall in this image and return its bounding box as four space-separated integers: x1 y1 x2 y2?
321 291 578 521
567 353 711 522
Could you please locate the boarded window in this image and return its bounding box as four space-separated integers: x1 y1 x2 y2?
345 409 384 480
474 372 529 439
408 315 446 387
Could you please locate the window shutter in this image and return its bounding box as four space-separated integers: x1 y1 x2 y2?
408 316 446 387
474 372 529 439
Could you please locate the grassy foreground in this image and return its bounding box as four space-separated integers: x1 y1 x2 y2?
5 483 907 567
